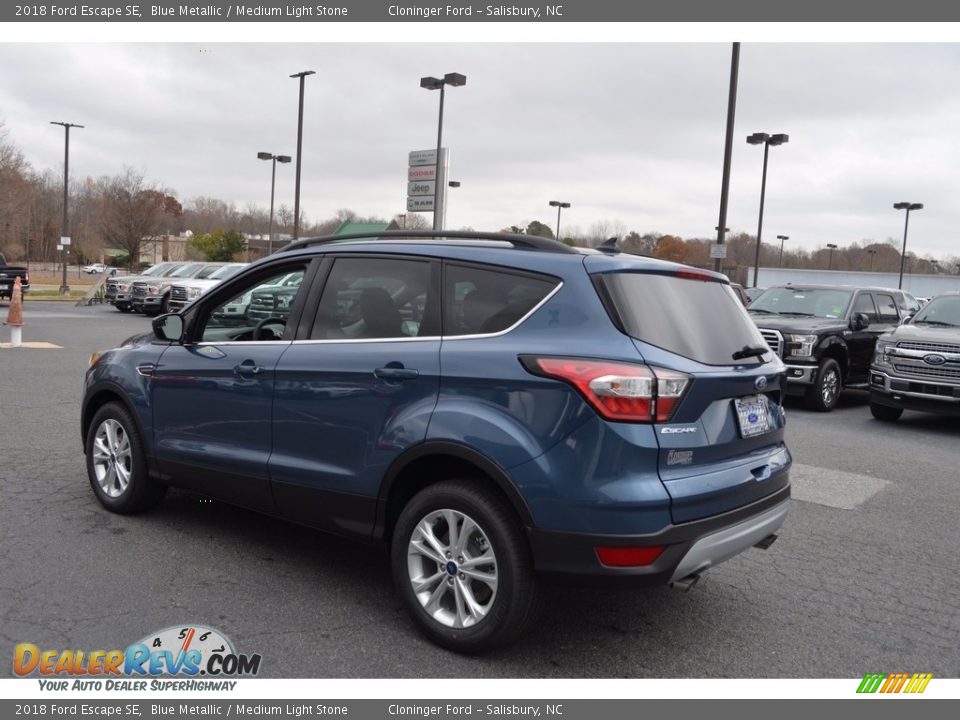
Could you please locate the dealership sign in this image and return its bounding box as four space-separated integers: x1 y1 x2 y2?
407 196 435 212
408 166 437 181
408 181 435 196
408 149 438 167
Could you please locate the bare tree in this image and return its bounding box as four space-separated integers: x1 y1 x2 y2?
98 168 179 267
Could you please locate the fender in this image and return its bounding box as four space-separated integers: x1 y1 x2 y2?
82 379 161 480
373 441 535 541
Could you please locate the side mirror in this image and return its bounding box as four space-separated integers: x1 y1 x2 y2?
153 313 184 343
852 312 870 331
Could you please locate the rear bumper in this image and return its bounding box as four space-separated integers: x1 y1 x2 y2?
527 482 790 587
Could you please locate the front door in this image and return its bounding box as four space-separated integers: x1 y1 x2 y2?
151 262 312 510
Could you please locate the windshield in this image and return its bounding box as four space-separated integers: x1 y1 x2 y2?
600 272 768 365
911 296 960 326
749 287 852 319
209 264 245 280
168 263 205 278
142 263 172 276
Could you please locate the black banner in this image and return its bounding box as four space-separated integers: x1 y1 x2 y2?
0 700 958 720
5 0 960 22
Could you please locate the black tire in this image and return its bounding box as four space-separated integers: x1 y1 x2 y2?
805 358 842 412
870 402 903 422
85 402 166 514
391 479 541 653
117 303 132 313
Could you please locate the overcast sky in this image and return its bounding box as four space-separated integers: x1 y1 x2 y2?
3 42 960 258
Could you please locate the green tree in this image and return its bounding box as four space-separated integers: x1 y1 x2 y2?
525 220 555 239
190 229 246 261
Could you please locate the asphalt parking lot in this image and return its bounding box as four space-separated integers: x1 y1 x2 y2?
1 301 958 678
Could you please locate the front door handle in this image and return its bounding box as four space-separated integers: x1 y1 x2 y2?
374 366 419 381
234 360 264 378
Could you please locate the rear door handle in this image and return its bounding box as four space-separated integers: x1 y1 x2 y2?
374 367 419 380
234 360 264 377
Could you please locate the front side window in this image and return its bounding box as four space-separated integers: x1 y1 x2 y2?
311 257 433 340
852 293 878 323
443 264 557 336
200 265 308 342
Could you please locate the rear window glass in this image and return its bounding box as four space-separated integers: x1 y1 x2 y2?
600 272 768 365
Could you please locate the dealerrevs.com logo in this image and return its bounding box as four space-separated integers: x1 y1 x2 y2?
14 625 261 690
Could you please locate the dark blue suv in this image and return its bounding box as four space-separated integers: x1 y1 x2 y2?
82 231 791 652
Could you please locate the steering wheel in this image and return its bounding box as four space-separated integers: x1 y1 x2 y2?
252 317 286 341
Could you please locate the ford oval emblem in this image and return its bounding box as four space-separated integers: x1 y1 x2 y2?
755 376 768 391
923 354 947 366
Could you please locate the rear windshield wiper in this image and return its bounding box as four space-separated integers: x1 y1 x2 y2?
732 345 769 361
748 308 778 315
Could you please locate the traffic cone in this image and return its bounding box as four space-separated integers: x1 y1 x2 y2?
4 276 24 347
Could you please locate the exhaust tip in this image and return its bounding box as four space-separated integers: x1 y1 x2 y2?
670 573 701 592
753 533 778 550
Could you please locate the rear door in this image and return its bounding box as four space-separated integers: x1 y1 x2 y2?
269 254 441 538
596 269 790 523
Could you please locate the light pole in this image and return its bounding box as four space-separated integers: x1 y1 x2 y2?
894 202 923 289
398 213 407 229
290 70 315 241
421 72 466 231
867 248 877 271
826 243 838 270
715 42 741 274
548 200 571 241
747 132 789 288
777 234 789 267
50 121 83 294
257 152 291 255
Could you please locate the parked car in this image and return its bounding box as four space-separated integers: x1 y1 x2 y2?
748 285 908 411
0 252 29 301
81 231 791 653
106 262 183 313
167 263 248 313
82 263 109 274
869 293 960 421
130 262 222 317
212 271 302 322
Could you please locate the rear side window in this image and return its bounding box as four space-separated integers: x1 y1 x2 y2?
599 272 768 365
443 263 557 336
311 257 433 339
875 293 899 323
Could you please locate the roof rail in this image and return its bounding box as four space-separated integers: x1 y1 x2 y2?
277 230 578 255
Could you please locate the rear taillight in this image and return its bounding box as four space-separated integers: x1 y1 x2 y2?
521 356 690 423
595 545 666 567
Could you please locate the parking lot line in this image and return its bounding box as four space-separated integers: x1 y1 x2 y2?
0 341 63 349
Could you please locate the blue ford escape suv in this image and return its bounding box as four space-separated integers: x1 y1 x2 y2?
82 231 791 653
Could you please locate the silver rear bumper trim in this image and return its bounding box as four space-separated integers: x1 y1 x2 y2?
670 499 790 582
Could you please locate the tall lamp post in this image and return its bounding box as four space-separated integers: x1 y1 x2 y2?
894 202 923 289
420 72 466 231
776 234 789 267
290 70 315 241
867 248 877 271
826 243 838 270
257 152 291 255
747 132 789 288
549 200 571 241
50 121 83 295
